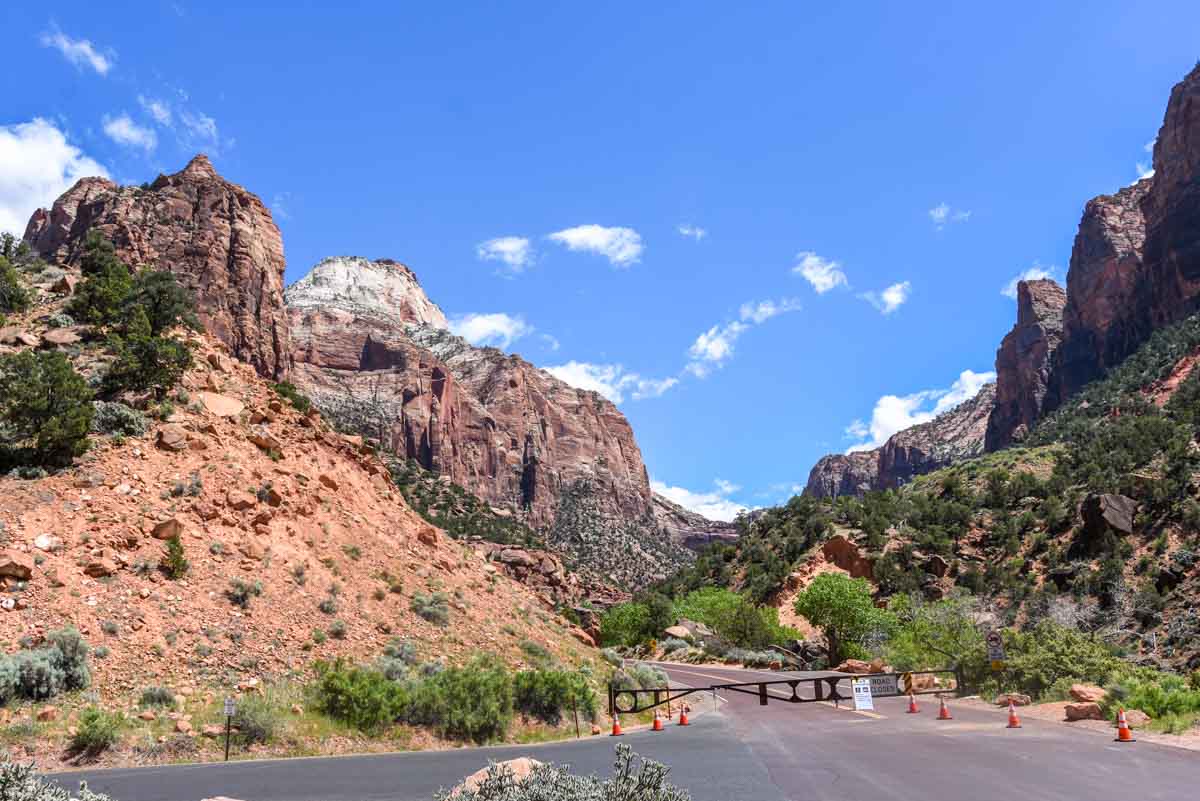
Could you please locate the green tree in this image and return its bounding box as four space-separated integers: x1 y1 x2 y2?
885 593 987 687
0 350 94 467
68 235 133 326
127 269 199 335
598 602 651 647
0 256 31 314
103 306 193 397
793 573 894 664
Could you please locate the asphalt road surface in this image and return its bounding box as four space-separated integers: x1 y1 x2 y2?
48 664 1198 801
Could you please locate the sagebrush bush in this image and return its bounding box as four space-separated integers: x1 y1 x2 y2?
227 578 263 608
139 685 175 708
91 401 148 436
435 743 691 801
0 628 91 703
410 592 450 626
519 639 552 663
232 693 280 745
661 637 690 654
0 759 114 801
70 707 122 758
410 656 513 743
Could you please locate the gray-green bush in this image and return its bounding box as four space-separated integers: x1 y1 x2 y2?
0 759 114 801
0 628 91 703
91 401 148 436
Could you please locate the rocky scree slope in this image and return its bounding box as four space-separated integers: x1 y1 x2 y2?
0 279 597 712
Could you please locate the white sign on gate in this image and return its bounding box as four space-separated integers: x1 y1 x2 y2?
868 674 899 698
852 678 874 711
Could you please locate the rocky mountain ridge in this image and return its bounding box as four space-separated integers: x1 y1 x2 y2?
804 382 996 497
806 63 1200 496
25 162 711 590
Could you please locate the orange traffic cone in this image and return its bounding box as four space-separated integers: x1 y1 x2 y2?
610 714 623 737
652 710 664 732
937 696 953 720
907 693 919 714
1006 700 1022 729
1114 708 1136 743
678 704 690 726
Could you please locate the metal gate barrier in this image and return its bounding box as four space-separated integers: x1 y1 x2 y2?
608 669 960 716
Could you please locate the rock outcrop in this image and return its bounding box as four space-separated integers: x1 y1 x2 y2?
1048 64 1200 408
985 279 1067 449
805 382 996 497
650 492 739 551
24 155 289 378
286 256 693 586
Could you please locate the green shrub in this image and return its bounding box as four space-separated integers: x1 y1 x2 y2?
1106 671 1200 720
0 255 31 314
139 685 175 708
126 269 199 336
329 619 348 639
232 693 279 745
661 637 690 654
0 758 115 800
992 620 1121 699
513 669 595 724
519 639 552 664
435 743 691 801
0 350 94 468
318 597 338 615
673 587 800 649
313 659 409 733
410 592 450 626
1 627 91 702
272 382 312 413
226 578 263 608
103 307 193 397
91 401 148 436
69 235 134 327
70 707 122 758
409 656 513 743
163 535 189 579
312 628 328 645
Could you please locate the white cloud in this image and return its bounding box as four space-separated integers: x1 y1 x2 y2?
540 333 561 352
861 281 911 315
102 114 157 152
792 251 847 293
179 109 223 153
929 202 971 229
1135 162 1155 182
738 297 801 323
271 193 291 221
0 118 107 235
138 95 172 126
651 478 748 522
845 368 996 452
677 223 707 240
545 361 677 404
477 236 533 272
686 296 801 377
1001 264 1058 299
39 29 113 75
548 224 643 267
448 312 534 349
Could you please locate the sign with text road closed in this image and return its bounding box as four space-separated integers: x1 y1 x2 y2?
867 674 899 698
852 678 874 711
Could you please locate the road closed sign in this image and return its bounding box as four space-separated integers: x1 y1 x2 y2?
852 678 874 711
867 674 899 698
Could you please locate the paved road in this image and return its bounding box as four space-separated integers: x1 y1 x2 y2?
48 664 1198 801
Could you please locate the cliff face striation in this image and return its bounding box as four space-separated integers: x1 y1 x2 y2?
805 382 996 497
286 256 693 586
1049 64 1200 407
985 279 1067 449
24 155 290 378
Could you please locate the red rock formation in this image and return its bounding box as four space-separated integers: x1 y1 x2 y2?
286 257 653 533
1049 64 1200 406
985 279 1067 449
650 492 739 551
804 383 996 497
24 155 289 378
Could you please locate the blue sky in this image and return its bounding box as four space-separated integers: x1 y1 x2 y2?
3 2 1197 519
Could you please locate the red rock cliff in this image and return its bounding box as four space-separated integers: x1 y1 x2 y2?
985 279 1067 449
24 155 290 378
1049 64 1200 406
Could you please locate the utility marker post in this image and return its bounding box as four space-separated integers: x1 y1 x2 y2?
223 696 236 762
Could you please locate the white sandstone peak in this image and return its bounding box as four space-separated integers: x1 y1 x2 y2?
286 256 448 329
